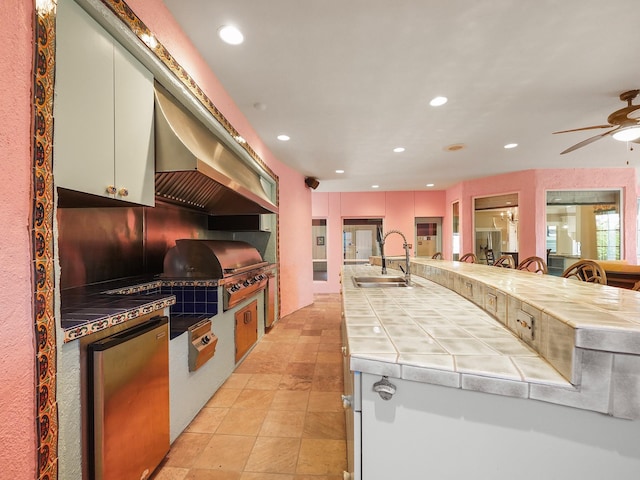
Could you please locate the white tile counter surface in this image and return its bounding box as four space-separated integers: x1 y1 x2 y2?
342 260 640 420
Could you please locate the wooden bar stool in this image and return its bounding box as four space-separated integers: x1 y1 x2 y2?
517 256 548 274
459 253 477 263
494 255 515 268
562 259 607 285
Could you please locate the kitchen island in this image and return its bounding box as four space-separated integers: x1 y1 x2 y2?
341 260 640 480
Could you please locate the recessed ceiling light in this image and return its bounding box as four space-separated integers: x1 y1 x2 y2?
335 169 345 174
253 102 267 111
430 96 448 107
504 143 518 149
393 147 405 153
371 185 380 189
218 25 244 45
277 134 290 141
426 183 435 187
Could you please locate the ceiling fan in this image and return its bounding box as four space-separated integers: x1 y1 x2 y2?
553 89 640 154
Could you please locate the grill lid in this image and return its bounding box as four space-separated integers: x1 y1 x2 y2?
163 239 266 279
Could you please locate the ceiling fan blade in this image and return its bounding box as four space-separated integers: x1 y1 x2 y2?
560 127 619 155
553 125 613 134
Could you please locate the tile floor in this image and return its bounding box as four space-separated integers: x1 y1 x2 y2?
152 294 347 480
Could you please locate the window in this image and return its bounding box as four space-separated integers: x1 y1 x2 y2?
595 209 620 260
546 190 621 273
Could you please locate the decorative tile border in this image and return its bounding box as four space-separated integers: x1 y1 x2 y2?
33 4 58 479
62 296 176 343
102 280 163 295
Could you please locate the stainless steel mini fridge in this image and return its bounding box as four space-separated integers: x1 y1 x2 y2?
89 316 170 480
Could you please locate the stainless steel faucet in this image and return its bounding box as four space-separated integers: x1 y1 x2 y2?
380 229 411 282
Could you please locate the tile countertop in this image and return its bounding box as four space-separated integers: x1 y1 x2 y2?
60 276 177 343
342 261 640 420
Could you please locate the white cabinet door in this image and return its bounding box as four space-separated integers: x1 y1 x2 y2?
54 0 115 198
114 43 155 206
54 0 154 206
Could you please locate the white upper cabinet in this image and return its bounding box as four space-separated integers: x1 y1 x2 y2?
54 0 155 206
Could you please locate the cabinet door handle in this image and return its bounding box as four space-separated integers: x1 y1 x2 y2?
106 185 117 195
243 311 252 324
118 187 129 197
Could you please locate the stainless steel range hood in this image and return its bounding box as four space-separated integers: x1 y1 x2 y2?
154 83 278 215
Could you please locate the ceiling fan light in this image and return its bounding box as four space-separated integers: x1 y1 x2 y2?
612 126 640 142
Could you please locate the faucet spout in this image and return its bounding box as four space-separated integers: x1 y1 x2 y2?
380 230 411 282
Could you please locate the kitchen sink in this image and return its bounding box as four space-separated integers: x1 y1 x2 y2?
352 276 410 288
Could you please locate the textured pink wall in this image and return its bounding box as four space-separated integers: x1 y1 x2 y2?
449 168 637 262
0 0 37 477
126 0 313 315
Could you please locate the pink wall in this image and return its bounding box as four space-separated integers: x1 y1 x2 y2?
452 168 637 262
0 0 37 477
126 0 313 315
312 190 447 293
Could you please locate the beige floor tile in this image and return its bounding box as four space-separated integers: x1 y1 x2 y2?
303 412 346 440
278 374 313 391
151 466 189 480
270 390 310 411
232 389 276 409
296 439 347 475
317 343 342 353
311 375 343 392
186 407 229 434
244 437 301 474
316 351 342 364
307 392 343 412
235 360 288 374
314 362 342 377
216 408 268 436
294 476 343 480
285 362 316 376
297 336 322 344
241 474 294 480
289 350 318 363
245 373 283 390
259 410 306 437
292 343 320 354
206 389 241 408
164 433 212 468
184 469 241 480
221 374 252 390
192 435 256 471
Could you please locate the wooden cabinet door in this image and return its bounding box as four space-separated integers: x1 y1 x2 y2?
235 300 258 363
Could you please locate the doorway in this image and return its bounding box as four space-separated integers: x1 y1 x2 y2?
474 193 519 265
415 218 442 257
343 218 383 264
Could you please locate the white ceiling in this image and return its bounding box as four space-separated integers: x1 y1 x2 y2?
163 0 640 192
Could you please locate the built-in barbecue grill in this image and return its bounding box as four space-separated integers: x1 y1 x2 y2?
163 239 273 310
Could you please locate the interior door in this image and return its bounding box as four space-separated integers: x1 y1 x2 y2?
355 229 373 260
